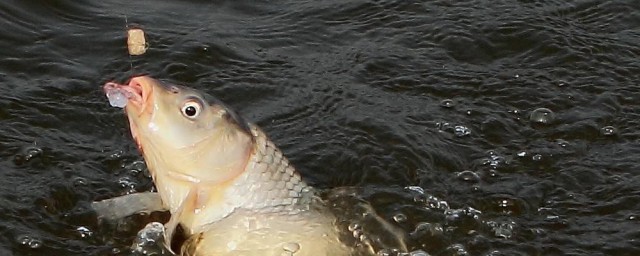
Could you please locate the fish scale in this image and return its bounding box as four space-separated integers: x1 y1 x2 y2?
233 125 313 214
183 126 351 255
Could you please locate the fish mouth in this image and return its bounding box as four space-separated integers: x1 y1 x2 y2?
103 76 155 115
103 76 157 151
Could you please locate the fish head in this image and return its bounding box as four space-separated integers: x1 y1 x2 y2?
111 76 254 186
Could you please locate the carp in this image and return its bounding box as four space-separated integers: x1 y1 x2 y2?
96 76 352 255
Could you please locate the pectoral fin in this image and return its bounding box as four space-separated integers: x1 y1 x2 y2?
92 192 167 220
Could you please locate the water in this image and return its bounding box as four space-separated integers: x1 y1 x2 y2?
0 0 639 255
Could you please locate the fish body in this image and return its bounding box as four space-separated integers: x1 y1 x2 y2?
101 77 351 255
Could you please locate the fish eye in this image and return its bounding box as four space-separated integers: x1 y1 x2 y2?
181 100 202 119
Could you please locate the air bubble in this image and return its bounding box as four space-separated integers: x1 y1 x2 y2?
532 154 542 161
486 220 516 239
72 177 88 187
108 150 124 160
377 248 402 256
410 222 443 237
118 176 138 194
76 226 93 238
440 99 455 108
348 222 361 232
13 146 43 165
447 244 468 256
529 108 555 125
556 139 570 147
600 126 617 136
17 235 42 249
409 249 430 256
425 196 449 210
456 170 480 183
454 126 471 137
393 213 407 223
405 186 425 194
445 207 482 222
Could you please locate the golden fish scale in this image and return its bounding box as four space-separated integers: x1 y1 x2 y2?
180 125 352 255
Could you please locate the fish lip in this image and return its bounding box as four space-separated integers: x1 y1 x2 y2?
126 76 154 116
103 76 156 152
102 77 151 114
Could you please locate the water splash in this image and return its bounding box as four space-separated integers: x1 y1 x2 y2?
131 222 168 255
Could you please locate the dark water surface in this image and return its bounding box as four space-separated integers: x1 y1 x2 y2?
1 0 639 255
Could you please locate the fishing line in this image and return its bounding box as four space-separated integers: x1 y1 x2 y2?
125 14 134 74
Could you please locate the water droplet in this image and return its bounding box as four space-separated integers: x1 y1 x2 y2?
76 226 93 238
600 126 617 136
440 99 455 108
456 170 480 183
393 213 407 223
454 126 471 137
17 235 42 249
529 108 555 125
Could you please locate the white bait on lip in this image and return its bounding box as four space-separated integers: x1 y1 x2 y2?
104 82 132 108
106 90 127 108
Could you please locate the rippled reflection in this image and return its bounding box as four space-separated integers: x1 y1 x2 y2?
0 0 639 255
